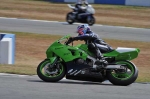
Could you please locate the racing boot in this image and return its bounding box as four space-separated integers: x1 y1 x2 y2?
95 57 108 69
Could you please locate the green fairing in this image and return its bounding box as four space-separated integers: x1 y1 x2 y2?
75 44 94 56
46 36 87 62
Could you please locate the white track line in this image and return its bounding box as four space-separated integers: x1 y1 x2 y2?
0 73 35 77
0 73 66 80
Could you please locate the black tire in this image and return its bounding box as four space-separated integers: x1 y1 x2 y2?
37 59 66 82
107 60 138 86
66 12 75 24
87 15 95 26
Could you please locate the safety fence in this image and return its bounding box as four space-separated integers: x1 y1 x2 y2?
50 0 150 7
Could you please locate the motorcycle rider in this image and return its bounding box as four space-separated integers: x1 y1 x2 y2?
74 0 89 19
66 24 113 69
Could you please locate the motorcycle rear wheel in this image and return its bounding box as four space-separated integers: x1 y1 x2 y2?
37 59 66 82
107 60 138 86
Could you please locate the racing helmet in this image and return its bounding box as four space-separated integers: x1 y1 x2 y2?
77 24 91 35
82 0 88 5
76 0 88 5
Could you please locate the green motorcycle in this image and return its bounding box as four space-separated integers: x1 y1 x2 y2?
37 35 140 86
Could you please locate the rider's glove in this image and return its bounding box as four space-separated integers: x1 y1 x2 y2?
66 37 74 45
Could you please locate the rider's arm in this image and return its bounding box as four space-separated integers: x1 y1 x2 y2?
73 35 96 41
66 35 96 45
76 4 82 10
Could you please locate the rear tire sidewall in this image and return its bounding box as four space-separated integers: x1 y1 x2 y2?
107 60 138 86
66 12 75 24
37 59 66 82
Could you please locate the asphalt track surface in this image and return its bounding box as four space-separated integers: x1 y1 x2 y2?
0 73 150 99
0 17 150 99
0 17 150 42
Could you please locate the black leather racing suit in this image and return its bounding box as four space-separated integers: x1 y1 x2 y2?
74 3 87 19
75 4 86 13
67 32 113 59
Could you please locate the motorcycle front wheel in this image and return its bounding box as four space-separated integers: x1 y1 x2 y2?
37 59 66 82
107 60 138 86
87 15 95 26
66 12 75 24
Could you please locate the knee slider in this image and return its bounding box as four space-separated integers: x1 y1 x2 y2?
88 43 95 51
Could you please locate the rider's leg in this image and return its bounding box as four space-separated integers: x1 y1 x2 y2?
88 43 108 68
94 49 108 68
96 44 113 53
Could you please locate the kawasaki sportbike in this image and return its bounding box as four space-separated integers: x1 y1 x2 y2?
37 35 140 86
66 4 95 26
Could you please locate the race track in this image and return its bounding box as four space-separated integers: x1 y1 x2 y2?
0 74 150 99
0 17 150 42
0 17 150 99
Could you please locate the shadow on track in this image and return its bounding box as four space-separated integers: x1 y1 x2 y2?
27 79 117 86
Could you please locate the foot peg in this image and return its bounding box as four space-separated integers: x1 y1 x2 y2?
95 59 108 69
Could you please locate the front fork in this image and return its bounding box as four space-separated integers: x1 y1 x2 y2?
46 56 59 68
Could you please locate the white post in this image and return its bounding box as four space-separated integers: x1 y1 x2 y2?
0 33 15 64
